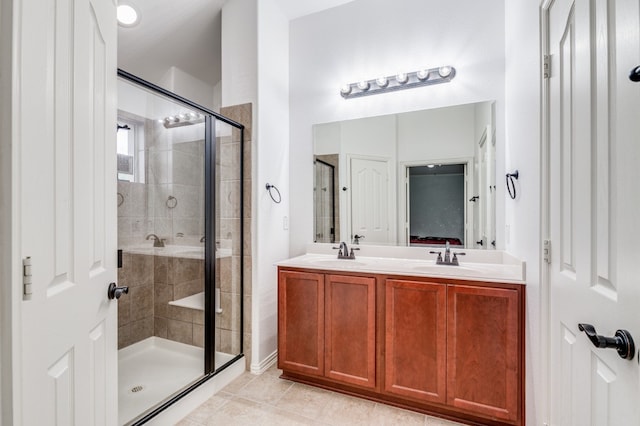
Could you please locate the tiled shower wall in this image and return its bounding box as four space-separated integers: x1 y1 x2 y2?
117 253 205 349
219 103 252 369
117 119 205 248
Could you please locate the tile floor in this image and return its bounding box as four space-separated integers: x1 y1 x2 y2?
177 364 466 426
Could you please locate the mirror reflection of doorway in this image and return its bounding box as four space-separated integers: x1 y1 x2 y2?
407 164 466 247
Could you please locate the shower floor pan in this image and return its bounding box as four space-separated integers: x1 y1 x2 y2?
118 336 234 425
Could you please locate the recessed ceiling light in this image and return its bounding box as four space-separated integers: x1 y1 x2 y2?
117 4 140 27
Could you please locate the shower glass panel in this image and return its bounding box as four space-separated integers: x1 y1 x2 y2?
313 159 336 243
116 71 244 425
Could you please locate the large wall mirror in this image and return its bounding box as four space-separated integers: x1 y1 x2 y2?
313 101 496 249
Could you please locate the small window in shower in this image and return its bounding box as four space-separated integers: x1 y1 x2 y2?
116 117 145 183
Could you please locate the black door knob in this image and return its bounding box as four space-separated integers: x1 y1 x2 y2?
629 66 640 82
107 282 129 300
578 323 635 360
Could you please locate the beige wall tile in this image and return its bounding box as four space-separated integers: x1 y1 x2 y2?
173 258 203 283
130 317 154 345
130 254 154 287
154 255 173 284
129 285 154 322
167 319 193 345
154 316 168 339
154 283 173 304
174 279 204 300
193 324 204 348
193 310 205 325
117 296 131 326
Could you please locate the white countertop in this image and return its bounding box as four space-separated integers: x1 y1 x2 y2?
276 244 525 284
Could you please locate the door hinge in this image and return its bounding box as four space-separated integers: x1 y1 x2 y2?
544 55 551 79
23 256 33 298
543 240 551 264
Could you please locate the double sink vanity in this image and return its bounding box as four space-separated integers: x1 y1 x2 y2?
276 244 525 426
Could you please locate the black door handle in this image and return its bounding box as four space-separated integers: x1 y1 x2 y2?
107 282 129 300
630 66 640 82
476 240 484 246
578 323 635 360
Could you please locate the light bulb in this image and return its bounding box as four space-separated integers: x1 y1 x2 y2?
376 76 389 88
357 81 370 91
340 84 352 96
396 72 408 84
117 4 139 26
417 69 430 80
438 66 452 78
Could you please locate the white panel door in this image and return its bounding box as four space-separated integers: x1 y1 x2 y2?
547 0 640 425
350 157 390 244
17 0 118 424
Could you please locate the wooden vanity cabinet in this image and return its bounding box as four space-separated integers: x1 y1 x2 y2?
278 267 524 426
325 274 376 388
446 284 520 423
384 279 447 403
277 270 325 376
277 270 377 389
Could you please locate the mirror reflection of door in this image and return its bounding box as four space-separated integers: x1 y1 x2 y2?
349 156 391 244
407 164 466 247
314 158 336 243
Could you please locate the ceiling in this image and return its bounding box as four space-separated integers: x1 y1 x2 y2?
118 0 356 88
273 0 356 19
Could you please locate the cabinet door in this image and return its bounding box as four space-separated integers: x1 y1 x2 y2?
325 274 376 388
278 270 325 376
447 285 520 422
384 279 446 403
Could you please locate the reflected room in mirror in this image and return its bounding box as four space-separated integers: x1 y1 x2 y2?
313 101 496 249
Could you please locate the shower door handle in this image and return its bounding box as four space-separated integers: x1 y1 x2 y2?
108 282 129 300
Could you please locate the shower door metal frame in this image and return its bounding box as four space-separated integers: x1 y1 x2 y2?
117 69 245 424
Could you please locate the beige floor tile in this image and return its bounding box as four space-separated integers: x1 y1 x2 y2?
369 403 427 426
425 416 466 426
319 393 377 426
221 371 258 394
181 392 233 424
235 371 294 405
195 396 267 425
275 382 334 421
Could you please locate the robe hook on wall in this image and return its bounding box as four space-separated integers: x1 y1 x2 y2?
265 183 282 204
506 170 519 200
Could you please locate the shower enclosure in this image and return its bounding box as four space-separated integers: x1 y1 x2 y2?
116 70 244 425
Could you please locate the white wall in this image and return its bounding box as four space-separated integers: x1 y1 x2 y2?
159 66 219 111
289 0 506 256
222 0 290 370
255 0 290 368
505 1 542 425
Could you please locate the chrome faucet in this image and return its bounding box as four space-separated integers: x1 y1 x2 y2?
444 241 451 264
430 240 465 266
146 233 165 248
333 241 359 259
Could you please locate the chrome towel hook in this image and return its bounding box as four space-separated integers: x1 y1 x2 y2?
265 183 282 204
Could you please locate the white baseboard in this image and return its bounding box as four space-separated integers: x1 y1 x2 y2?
250 350 277 374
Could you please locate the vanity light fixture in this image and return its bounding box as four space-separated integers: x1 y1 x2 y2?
161 112 205 129
340 65 456 99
